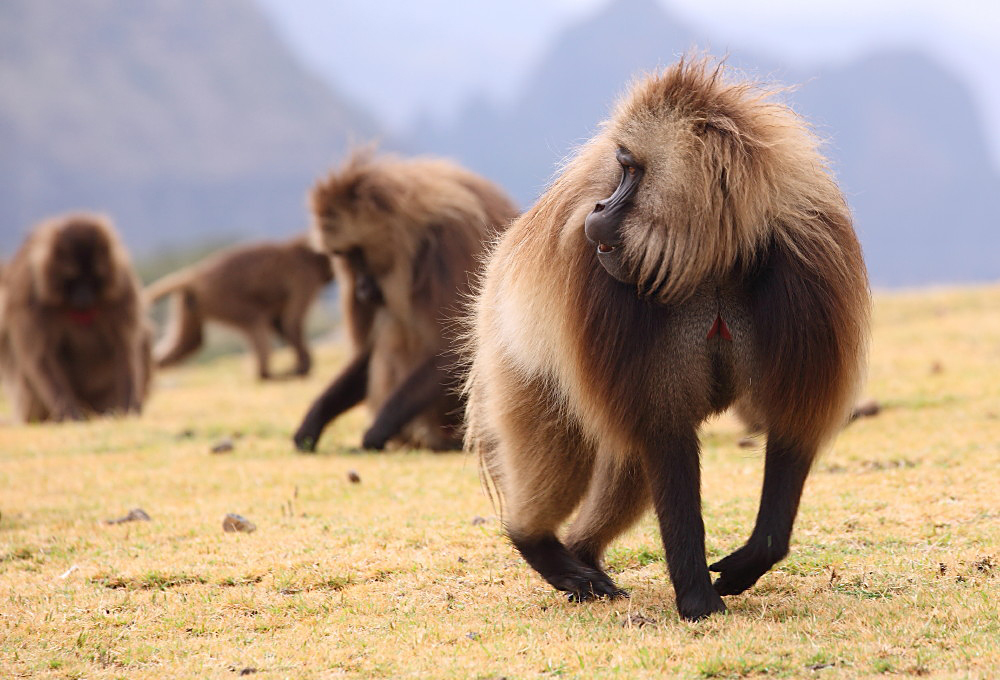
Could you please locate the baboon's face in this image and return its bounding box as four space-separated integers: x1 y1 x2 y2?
583 119 716 294
43 224 116 309
339 247 383 305
313 210 387 307
584 147 644 284
312 207 356 258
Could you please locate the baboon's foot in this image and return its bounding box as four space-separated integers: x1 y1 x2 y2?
512 533 627 602
562 569 629 602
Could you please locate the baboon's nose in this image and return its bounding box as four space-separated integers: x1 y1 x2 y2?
584 205 622 248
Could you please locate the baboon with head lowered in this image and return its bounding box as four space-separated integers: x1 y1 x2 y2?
0 214 152 422
294 153 518 452
147 236 333 379
465 60 870 621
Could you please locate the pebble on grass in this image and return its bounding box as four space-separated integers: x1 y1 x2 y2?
104 508 151 525
223 514 256 533
211 438 235 454
622 612 657 628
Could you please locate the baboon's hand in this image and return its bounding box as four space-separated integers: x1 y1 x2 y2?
360 427 388 451
292 428 318 453
709 544 775 596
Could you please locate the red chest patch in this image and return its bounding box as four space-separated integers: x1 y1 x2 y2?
706 313 732 341
67 309 98 326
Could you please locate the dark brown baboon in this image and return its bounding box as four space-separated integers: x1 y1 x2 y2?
294 152 518 452
146 235 334 379
465 60 870 621
0 214 152 422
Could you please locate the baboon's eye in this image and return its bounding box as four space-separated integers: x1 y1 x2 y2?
615 147 642 177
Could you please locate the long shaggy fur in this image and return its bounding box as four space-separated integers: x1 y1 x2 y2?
465 59 869 619
305 151 519 450
0 213 152 422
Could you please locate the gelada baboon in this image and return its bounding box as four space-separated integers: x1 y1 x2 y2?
465 60 870 621
0 214 152 422
146 236 333 379
294 152 518 452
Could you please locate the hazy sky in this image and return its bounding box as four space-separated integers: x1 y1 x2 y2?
255 0 1000 163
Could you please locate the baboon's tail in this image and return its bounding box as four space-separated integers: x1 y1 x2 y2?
144 269 195 304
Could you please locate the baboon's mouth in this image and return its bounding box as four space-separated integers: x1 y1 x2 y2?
597 242 616 254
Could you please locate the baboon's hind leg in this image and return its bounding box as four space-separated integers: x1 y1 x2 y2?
564 456 650 572
244 322 274 380
275 299 312 377
497 380 625 601
154 292 204 368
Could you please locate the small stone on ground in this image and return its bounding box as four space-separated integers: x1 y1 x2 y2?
211 438 235 454
622 612 656 628
104 508 151 524
223 513 256 533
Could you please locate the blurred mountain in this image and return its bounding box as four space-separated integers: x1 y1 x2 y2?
0 0 378 255
410 0 1000 287
794 50 1000 286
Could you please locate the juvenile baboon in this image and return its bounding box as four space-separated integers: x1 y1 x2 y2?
0 214 152 422
465 60 870 621
146 235 333 379
294 153 518 452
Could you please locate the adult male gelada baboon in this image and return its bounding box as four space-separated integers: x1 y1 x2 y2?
146 235 333 379
465 60 870 621
0 214 152 422
294 152 518 452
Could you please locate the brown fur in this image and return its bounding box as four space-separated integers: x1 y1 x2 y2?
0 214 152 422
294 152 518 451
465 60 870 620
147 235 333 379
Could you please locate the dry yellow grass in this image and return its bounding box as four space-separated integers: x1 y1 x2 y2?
1 285 998 679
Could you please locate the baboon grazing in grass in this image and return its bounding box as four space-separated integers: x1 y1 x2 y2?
294 152 518 452
464 60 870 621
0 214 152 422
146 236 334 379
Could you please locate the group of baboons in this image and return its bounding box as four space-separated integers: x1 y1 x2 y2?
0 61 870 621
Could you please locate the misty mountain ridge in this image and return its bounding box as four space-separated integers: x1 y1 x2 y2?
1 0 996 287
410 0 1000 287
0 0 378 254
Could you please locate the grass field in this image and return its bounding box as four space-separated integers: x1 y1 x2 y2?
1 285 998 679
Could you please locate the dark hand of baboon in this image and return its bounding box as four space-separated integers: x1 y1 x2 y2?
293 351 370 453
146 234 333 380
296 152 518 452
464 59 870 621
0 214 152 422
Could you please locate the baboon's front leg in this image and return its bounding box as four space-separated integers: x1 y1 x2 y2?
361 357 443 450
293 351 370 452
9 324 82 421
710 436 815 595
641 429 726 621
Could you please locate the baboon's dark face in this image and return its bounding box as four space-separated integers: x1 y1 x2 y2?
584 148 644 285
339 248 383 305
45 224 115 310
314 204 392 306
